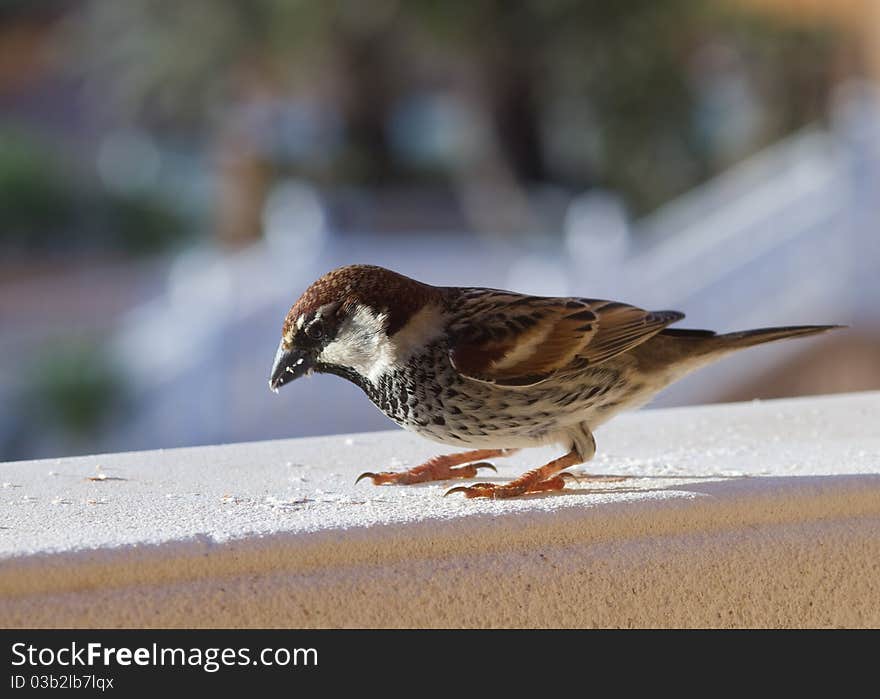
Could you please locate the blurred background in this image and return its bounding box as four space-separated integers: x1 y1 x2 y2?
1 0 879 462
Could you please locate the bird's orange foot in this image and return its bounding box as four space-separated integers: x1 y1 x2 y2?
445 473 574 499
356 461 496 486
444 449 588 499
355 448 517 486
446 471 629 498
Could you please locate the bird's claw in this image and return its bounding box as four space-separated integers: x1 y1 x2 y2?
469 462 497 474
444 482 495 498
445 472 577 498
355 471 414 485
357 461 498 487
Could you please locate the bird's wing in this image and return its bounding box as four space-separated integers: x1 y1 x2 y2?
447 290 684 387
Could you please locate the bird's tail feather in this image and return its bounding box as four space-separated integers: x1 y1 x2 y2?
713 324 844 349
624 324 843 394
659 324 844 362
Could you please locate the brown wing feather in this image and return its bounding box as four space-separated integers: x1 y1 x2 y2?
580 302 685 365
448 291 683 387
449 295 597 386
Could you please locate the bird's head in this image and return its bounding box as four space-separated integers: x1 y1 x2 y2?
269 265 444 392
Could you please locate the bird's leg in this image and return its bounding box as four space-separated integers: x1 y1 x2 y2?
445 449 582 498
356 448 519 486
446 424 597 499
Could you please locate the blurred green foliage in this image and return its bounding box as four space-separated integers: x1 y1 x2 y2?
66 0 844 215
0 125 189 255
103 191 189 256
0 127 78 247
22 338 128 439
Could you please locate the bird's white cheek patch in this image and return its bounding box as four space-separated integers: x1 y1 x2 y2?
318 305 392 382
317 302 444 384
319 338 383 379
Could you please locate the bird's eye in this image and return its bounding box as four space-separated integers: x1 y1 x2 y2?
305 319 325 340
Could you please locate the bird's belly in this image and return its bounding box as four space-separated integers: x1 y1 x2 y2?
375 373 643 450
398 407 562 449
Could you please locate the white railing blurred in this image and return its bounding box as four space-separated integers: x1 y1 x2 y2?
561 82 878 404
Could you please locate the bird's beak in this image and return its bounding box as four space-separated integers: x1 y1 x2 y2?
269 341 313 393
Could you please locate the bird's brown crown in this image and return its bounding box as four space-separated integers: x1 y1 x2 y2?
283 265 441 338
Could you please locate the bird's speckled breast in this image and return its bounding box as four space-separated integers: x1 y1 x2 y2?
349 342 643 449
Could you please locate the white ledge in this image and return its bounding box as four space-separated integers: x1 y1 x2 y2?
2 391 879 628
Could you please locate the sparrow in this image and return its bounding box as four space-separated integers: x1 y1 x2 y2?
269 264 841 498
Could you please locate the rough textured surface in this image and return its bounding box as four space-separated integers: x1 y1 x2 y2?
1 391 879 628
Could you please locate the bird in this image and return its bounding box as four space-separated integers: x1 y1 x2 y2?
269 264 841 499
